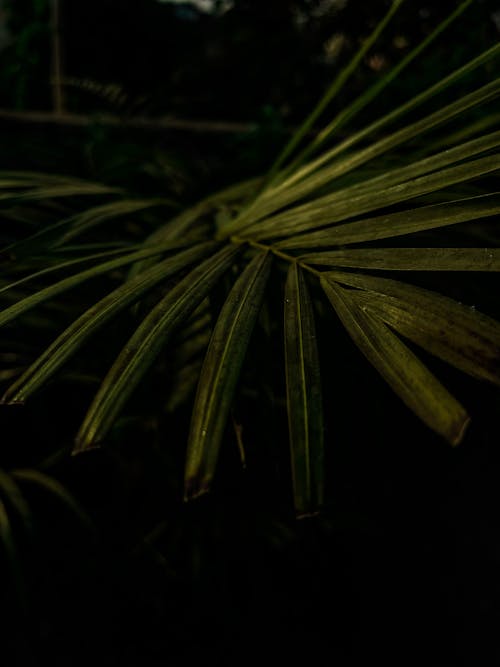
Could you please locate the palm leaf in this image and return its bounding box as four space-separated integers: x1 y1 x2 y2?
184 251 272 500
268 40 500 194
301 248 500 271
0 238 194 329
0 470 32 532
325 271 500 386
274 0 480 183
225 71 500 234
266 0 404 180
74 244 240 452
321 277 470 445
0 182 121 203
284 264 324 517
11 469 93 530
3 198 176 257
2 242 217 404
280 193 500 248
248 153 499 240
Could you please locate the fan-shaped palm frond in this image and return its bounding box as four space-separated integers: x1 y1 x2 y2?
1 1 499 516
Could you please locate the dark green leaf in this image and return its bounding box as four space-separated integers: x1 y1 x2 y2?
284 264 324 517
11 469 93 530
281 193 500 248
326 271 500 385
0 238 193 329
184 251 272 500
321 277 469 445
74 244 240 452
301 248 500 271
2 242 217 404
249 152 500 240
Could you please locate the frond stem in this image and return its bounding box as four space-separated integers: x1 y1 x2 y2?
230 236 322 278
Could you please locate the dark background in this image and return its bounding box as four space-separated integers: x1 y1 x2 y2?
1 1 500 665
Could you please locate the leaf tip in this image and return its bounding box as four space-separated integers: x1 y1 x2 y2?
296 509 321 520
183 478 210 503
450 415 471 447
0 397 25 406
71 439 102 456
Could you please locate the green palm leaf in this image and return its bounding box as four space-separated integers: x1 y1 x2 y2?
224 74 500 234
184 251 272 500
281 193 500 248
266 0 405 181
284 264 324 517
0 470 31 532
301 248 500 271
74 244 240 452
321 277 470 445
245 153 500 240
325 271 500 386
0 238 194 329
2 242 217 404
11 469 93 530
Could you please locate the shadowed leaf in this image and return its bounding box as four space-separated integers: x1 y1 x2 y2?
284 264 324 517
184 250 272 500
301 248 500 271
2 242 217 404
11 469 93 529
0 470 31 532
226 73 500 234
281 193 500 248
326 271 500 385
0 238 194 329
266 0 404 181
321 277 470 445
247 152 500 240
74 244 240 452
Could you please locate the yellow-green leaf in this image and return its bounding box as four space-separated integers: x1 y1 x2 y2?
321 277 469 445
280 193 500 248
184 251 272 500
2 242 217 404
74 244 240 453
326 271 500 385
301 248 500 271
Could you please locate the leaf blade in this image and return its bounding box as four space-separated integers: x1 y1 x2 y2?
326 271 500 385
74 244 241 453
2 242 218 404
284 264 324 517
0 238 194 329
301 248 500 271
250 152 500 240
184 251 273 500
321 277 470 445
279 193 500 248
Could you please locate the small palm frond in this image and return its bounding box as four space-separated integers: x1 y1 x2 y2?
1 1 499 516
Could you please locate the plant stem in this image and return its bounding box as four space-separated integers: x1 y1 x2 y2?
230 236 322 278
